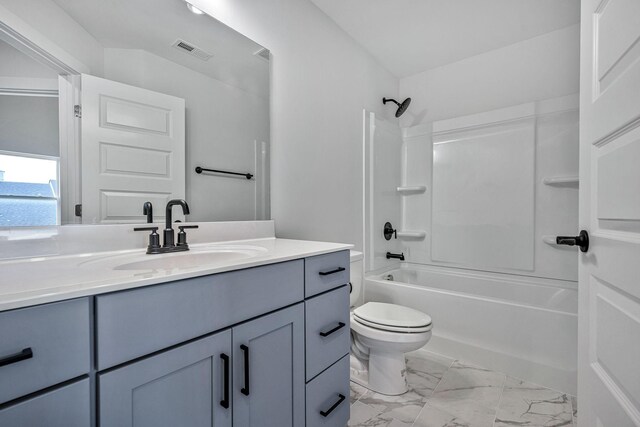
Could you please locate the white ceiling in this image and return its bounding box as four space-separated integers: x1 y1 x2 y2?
310 0 580 78
52 0 269 97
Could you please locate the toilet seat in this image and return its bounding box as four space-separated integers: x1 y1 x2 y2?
353 302 432 333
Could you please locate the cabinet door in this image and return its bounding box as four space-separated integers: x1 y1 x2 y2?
233 303 305 427
99 330 232 427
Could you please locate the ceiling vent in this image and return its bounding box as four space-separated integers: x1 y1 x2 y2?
172 39 213 61
254 47 270 62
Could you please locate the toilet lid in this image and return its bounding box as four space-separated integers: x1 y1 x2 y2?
354 302 432 329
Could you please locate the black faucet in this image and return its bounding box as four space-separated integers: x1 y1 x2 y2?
134 199 198 254
386 252 405 261
164 199 190 247
143 202 153 223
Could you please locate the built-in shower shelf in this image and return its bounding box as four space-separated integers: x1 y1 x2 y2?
396 231 426 239
542 176 579 187
397 186 427 194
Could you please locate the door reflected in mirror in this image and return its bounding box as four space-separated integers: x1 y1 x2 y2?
0 0 270 226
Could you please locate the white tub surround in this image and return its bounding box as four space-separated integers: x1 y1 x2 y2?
365 264 577 395
399 95 579 281
0 221 352 311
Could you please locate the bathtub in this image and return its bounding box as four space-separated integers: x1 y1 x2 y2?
365 264 577 394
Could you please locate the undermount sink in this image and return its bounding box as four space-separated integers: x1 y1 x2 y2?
81 245 268 271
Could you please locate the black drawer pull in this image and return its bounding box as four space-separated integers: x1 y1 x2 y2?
318 267 345 276
220 353 230 409
320 393 346 417
0 348 33 368
319 322 346 337
240 344 250 396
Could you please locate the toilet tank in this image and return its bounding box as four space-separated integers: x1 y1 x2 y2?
350 250 363 307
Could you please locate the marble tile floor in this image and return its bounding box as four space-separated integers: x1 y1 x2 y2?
349 350 577 427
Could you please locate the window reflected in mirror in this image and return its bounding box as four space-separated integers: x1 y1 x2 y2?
0 153 60 226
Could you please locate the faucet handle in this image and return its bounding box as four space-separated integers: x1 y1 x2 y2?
177 225 198 247
134 226 158 232
134 227 161 253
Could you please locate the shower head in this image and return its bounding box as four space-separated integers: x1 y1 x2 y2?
383 97 411 118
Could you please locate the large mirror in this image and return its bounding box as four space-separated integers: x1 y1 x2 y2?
0 0 270 226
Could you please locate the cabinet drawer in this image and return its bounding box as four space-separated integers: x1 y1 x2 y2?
0 298 90 404
0 378 90 427
305 286 350 380
96 260 303 370
305 251 349 298
306 355 350 427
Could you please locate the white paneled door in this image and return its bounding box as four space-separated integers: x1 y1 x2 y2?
80 74 185 224
578 0 640 426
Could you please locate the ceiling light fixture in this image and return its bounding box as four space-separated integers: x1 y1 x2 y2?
186 2 205 15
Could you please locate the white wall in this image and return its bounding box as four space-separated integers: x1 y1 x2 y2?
2 0 399 247
103 48 270 222
190 0 399 249
399 24 580 127
0 0 104 74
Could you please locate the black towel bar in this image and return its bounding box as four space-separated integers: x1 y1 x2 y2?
195 166 253 180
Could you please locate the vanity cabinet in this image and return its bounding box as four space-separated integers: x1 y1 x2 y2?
0 249 350 427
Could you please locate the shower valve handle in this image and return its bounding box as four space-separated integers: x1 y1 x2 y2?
384 222 397 240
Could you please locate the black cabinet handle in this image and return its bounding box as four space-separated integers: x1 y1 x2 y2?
320 393 346 417
0 348 33 368
319 267 345 276
240 344 250 396
319 322 346 337
220 353 230 409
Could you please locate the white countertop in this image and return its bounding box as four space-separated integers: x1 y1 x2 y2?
0 238 351 312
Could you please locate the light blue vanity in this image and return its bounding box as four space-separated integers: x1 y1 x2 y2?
0 248 351 427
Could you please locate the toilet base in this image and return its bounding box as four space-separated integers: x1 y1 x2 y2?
349 352 409 396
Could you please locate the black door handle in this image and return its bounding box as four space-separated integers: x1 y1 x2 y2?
319 267 345 276
220 353 230 409
556 230 589 253
319 322 346 337
240 344 250 396
320 393 346 417
0 348 33 368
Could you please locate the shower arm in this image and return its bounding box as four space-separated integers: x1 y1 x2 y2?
383 98 401 107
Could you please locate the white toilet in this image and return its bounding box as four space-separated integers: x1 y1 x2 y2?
349 251 433 395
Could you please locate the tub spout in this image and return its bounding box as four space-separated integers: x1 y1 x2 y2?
386 252 405 261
